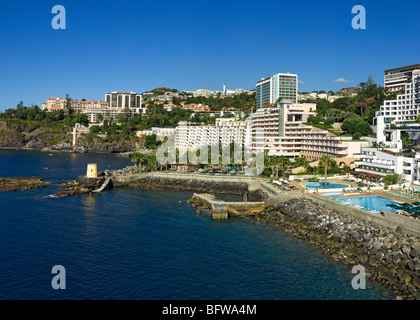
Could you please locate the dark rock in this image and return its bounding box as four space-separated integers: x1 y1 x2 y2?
409 249 419 259
0 176 53 192
406 261 416 271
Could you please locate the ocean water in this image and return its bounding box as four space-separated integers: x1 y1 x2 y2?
0 150 389 300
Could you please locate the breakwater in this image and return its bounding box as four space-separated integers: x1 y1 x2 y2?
188 193 266 220
254 196 420 299
113 172 276 201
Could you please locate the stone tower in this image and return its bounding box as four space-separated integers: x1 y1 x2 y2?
86 163 98 178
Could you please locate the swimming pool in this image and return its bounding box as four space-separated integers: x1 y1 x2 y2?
304 182 349 189
336 196 402 213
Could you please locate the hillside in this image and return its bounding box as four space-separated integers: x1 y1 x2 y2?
143 87 179 95
336 87 361 95
0 119 140 153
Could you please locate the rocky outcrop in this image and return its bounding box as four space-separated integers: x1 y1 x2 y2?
0 120 140 154
0 177 53 192
254 198 420 300
56 176 113 196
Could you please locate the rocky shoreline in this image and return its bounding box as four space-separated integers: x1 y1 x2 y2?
0 177 53 192
252 197 420 300
56 176 113 196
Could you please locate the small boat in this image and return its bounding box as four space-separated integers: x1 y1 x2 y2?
49 154 53 156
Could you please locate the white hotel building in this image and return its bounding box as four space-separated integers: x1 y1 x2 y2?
175 118 251 152
354 147 420 185
175 102 367 162
356 66 420 185
250 102 366 159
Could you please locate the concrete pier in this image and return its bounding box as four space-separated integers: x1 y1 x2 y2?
189 193 266 220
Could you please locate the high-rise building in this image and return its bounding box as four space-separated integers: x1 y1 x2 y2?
256 73 298 108
249 102 366 159
105 91 142 109
384 64 420 92
373 68 420 149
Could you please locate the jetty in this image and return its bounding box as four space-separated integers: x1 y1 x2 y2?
188 193 266 220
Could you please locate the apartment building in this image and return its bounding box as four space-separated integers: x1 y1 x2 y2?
82 107 140 123
42 98 110 112
41 97 142 122
374 69 420 148
249 102 362 159
384 64 420 92
256 73 298 108
175 118 251 152
136 127 176 138
105 91 146 114
376 69 420 124
355 147 420 185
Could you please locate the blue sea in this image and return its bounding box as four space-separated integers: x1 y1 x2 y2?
0 150 390 300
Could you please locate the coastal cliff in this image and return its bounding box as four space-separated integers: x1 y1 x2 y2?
0 120 139 153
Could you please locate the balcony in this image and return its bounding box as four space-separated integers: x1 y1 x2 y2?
355 168 389 176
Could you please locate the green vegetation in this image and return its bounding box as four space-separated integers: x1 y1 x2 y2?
341 117 373 136
401 132 412 147
318 155 337 185
310 76 397 135
144 134 162 150
383 173 404 186
143 106 194 128
174 92 256 113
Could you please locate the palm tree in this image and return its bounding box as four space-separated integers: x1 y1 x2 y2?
131 152 146 172
146 153 158 172
267 156 276 179
318 155 336 187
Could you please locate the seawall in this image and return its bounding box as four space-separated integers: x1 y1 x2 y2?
113 172 279 201
306 194 420 238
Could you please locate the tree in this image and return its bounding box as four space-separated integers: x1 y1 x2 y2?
131 152 146 171
72 113 89 126
277 155 290 176
293 157 309 168
96 113 104 123
342 165 352 178
316 99 332 116
401 132 412 147
342 117 373 136
324 118 335 126
383 173 404 185
146 153 158 171
89 125 101 134
65 94 73 115
318 155 336 186
307 116 323 124
144 134 162 150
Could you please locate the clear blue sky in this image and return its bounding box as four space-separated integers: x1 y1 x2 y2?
0 0 419 110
